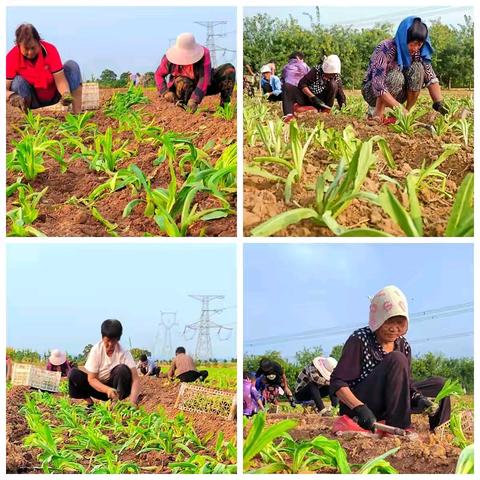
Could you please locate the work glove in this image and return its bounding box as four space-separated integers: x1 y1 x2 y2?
309 96 329 112
163 91 176 103
186 99 198 113
432 100 449 116
411 392 434 412
60 92 73 106
353 404 377 432
287 395 296 408
8 93 27 112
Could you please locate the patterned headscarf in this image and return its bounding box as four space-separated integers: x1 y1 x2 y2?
369 285 409 332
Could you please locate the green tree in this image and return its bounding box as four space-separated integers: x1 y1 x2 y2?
118 72 131 87
142 72 155 87
98 69 117 87
329 344 344 360
294 346 324 367
130 348 152 361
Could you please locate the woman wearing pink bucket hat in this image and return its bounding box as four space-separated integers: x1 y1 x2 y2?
330 285 451 433
155 32 235 113
46 349 72 377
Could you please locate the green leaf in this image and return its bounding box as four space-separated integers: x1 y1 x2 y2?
357 447 400 474
445 173 474 237
250 208 319 237
122 199 142 218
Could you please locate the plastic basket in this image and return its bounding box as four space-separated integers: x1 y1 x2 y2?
81 82 100 110
12 363 61 393
175 383 236 420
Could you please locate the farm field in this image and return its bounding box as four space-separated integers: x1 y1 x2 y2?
7 368 237 474
243 395 474 474
243 90 473 237
6 86 237 237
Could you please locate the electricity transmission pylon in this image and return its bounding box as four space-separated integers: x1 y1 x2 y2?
155 312 177 359
194 21 235 67
183 295 232 360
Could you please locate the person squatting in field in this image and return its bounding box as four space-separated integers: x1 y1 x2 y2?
155 32 236 113
46 349 73 377
136 354 160 377
294 356 339 415
282 55 346 123
281 51 310 88
260 64 282 102
6 24 82 114
330 285 451 432
243 371 264 417
168 346 209 382
68 319 141 407
256 357 295 407
362 16 449 125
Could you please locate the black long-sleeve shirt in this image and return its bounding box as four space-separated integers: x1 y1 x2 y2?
298 65 346 108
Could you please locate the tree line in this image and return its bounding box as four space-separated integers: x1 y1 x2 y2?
244 346 474 394
244 12 474 89
92 70 156 88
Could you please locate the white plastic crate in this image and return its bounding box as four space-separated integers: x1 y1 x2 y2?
12 363 61 393
81 82 100 110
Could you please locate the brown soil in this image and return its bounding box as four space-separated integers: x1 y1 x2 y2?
243 108 473 237
6 378 235 474
6 88 237 237
248 412 461 474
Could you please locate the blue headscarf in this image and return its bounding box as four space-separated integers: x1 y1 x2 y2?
394 16 434 69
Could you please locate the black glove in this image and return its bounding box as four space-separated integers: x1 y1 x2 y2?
432 101 448 116
411 392 433 412
288 395 296 408
353 404 377 432
309 96 328 111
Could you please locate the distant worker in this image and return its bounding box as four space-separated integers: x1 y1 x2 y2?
6 23 82 114
243 371 264 416
68 319 140 407
294 356 338 414
135 73 142 86
6 355 13 382
362 16 448 124
281 51 310 87
46 349 72 377
137 354 160 377
168 346 208 382
129 71 136 84
155 32 236 113
282 54 346 122
260 65 282 102
256 357 295 406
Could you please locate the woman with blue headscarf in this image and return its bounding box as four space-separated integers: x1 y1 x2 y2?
362 17 448 124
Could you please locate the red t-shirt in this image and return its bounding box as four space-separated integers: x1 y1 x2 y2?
6 41 63 102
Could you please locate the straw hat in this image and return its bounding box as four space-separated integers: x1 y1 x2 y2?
312 356 338 381
49 349 67 366
166 33 205 66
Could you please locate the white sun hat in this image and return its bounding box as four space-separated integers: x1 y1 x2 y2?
369 285 409 332
49 349 67 366
166 33 205 66
322 55 341 74
261 65 272 74
312 356 338 381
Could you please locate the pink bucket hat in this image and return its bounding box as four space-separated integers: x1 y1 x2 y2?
369 285 409 332
166 33 205 66
49 349 67 366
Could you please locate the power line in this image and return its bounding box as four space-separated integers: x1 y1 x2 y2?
244 303 473 347
195 21 236 67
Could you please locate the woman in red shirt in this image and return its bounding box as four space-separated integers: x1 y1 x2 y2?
6 24 82 114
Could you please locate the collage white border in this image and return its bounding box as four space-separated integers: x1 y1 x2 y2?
1 0 478 478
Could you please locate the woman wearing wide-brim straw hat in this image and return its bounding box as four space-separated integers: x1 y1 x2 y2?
330 285 451 433
155 32 236 113
46 349 72 377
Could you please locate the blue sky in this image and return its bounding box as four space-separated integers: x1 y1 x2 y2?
244 6 473 29
6 7 236 78
7 243 237 360
244 243 473 360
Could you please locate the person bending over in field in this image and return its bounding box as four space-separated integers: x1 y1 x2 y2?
282 55 346 123
6 23 82 114
281 51 310 88
136 354 160 377
168 346 208 382
68 319 140 407
260 65 282 102
243 371 264 416
330 285 451 433
362 17 448 125
256 358 295 407
294 356 338 415
46 349 72 377
155 32 235 113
